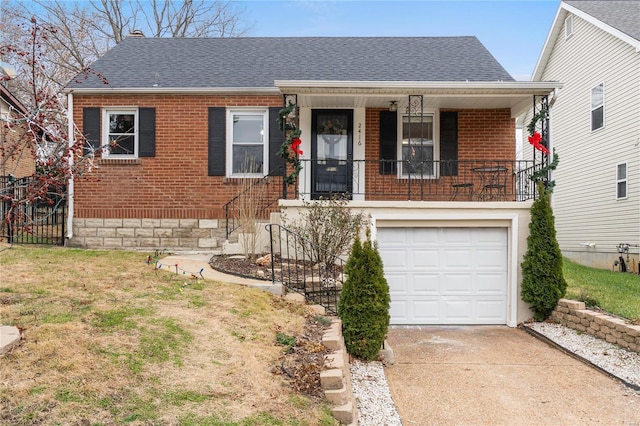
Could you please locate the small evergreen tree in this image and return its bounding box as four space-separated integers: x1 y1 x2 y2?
521 181 567 321
338 229 390 360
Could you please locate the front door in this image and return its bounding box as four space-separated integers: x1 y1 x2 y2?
311 109 353 199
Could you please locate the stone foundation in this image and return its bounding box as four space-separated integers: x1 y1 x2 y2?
69 218 226 250
551 299 640 353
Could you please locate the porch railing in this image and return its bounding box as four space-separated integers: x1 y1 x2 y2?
297 159 543 201
267 223 344 314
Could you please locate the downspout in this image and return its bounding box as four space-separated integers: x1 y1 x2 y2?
66 92 74 240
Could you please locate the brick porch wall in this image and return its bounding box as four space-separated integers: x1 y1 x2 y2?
364 107 516 200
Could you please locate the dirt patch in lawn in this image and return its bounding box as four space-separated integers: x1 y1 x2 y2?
0 246 336 425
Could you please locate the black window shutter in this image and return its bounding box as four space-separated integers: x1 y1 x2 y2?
269 107 284 174
83 107 100 155
440 111 458 176
138 108 156 157
208 107 226 176
379 110 397 175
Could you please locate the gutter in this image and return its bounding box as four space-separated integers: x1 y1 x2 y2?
63 86 281 95
66 93 74 240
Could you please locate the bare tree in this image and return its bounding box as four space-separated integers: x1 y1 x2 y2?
0 0 249 98
1 19 106 240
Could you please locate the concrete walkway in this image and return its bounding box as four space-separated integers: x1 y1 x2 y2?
158 253 283 296
385 326 640 425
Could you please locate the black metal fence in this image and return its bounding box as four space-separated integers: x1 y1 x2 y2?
266 223 344 314
1 176 67 245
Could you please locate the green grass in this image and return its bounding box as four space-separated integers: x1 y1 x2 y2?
563 258 640 321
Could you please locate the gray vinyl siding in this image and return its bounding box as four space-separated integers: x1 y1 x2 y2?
540 13 640 257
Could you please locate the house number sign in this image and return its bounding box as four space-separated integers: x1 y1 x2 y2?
357 122 362 146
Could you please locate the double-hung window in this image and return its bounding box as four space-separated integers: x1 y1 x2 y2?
617 163 627 199
227 109 268 176
400 114 435 177
103 108 138 158
590 82 605 131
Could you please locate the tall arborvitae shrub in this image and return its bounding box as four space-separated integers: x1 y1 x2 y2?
521 181 567 321
338 230 390 360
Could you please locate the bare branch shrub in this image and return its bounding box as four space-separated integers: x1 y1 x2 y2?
283 195 366 266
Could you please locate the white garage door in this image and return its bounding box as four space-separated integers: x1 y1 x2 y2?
377 227 508 325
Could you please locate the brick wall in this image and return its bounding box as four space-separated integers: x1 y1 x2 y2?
0 112 36 178
364 107 516 200
552 299 640 353
72 94 283 221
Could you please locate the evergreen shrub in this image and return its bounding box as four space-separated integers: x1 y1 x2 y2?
521 182 567 321
338 230 390 360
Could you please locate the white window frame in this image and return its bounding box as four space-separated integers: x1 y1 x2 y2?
102 108 139 159
397 110 439 179
565 15 573 39
590 82 605 132
226 108 269 178
617 163 627 200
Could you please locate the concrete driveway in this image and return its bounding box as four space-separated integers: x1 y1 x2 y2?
385 326 640 425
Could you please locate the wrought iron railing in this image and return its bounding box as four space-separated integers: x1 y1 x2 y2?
1 175 67 245
297 159 542 201
223 167 285 239
266 223 344 314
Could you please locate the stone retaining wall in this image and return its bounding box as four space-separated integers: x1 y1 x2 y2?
321 318 358 426
69 218 226 250
551 299 640 353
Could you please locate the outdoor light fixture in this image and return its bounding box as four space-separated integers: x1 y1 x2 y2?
389 101 398 112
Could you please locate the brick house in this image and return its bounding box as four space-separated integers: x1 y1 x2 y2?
1 84 35 178
65 36 561 326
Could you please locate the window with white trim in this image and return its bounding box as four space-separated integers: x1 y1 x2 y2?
617 163 627 199
226 109 268 176
565 15 573 39
102 108 138 158
400 113 435 177
591 82 605 131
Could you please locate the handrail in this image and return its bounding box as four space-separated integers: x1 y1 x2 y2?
266 223 345 314
223 167 285 239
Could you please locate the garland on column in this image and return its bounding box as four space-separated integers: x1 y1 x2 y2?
277 102 303 185
527 110 559 190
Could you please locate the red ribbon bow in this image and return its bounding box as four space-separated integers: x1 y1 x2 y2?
291 137 303 155
528 131 549 155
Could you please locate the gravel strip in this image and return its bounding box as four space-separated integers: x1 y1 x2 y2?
350 359 403 426
526 322 640 388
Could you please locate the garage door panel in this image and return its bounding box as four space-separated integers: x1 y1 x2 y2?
413 228 439 243
412 274 441 293
379 227 508 325
413 249 440 267
443 249 473 268
382 249 412 268
476 249 508 268
441 274 474 294
413 301 441 321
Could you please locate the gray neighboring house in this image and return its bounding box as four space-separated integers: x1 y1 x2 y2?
65 36 561 326
530 0 640 270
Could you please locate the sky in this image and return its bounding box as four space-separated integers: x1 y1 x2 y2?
239 0 562 81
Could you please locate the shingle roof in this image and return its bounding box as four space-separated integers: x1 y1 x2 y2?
67 36 514 90
565 1 640 41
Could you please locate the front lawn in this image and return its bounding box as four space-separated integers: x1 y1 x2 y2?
0 246 336 425
563 258 640 321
